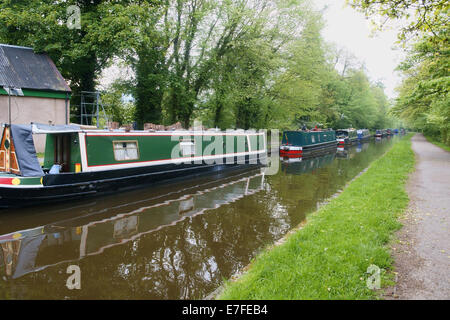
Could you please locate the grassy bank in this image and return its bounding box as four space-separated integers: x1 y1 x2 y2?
424 135 450 152
218 134 415 299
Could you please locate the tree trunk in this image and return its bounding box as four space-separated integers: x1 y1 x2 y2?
70 56 97 124
134 48 166 129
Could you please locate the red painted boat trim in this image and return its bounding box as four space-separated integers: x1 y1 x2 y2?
280 150 303 156
0 178 13 185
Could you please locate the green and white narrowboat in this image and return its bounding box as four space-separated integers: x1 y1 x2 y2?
279 130 337 157
0 123 266 208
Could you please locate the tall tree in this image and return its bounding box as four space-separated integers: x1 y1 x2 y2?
0 0 160 123
349 0 449 42
350 0 449 143
157 0 314 128
392 28 449 142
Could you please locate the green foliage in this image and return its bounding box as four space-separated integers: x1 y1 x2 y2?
133 46 168 128
0 0 159 123
424 134 450 151
101 81 136 125
393 31 449 144
270 16 329 129
0 0 396 130
348 0 449 42
194 1 395 130
323 70 392 130
349 0 449 145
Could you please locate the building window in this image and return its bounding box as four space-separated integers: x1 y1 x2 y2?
113 141 139 161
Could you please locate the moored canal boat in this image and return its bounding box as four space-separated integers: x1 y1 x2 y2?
279 129 337 157
375 129 383 138
357 129 371 141
0 123 266 208
336 129 358 145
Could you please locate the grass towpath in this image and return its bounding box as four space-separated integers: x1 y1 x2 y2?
218 134 415 299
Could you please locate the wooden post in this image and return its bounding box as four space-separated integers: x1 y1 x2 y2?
5 126 10 173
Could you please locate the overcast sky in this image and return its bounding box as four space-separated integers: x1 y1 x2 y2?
314 0 405 99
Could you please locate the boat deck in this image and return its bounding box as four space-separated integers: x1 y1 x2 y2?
0 172 20 178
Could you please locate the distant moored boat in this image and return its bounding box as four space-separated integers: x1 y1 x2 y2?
375 130 383 138
336 129 358 145
279 129 337 157
357 129 371 141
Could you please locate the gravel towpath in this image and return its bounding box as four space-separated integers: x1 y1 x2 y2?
388 134 450 299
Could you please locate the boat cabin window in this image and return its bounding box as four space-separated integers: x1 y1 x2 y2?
113 141 139 161
180 139 195 156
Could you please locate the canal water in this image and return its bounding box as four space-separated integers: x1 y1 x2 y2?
0 137 397 299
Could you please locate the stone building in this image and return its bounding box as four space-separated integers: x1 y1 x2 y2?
0 44 71 152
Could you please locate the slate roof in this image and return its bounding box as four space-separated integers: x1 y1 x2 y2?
0 44 71 93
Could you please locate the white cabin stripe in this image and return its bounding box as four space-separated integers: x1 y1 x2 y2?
0 184 43 189
85 132 264 137
79 132 88 172
84 150 266 172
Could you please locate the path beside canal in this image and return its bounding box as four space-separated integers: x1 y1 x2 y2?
389 134 450 299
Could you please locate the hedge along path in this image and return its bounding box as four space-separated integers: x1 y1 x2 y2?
218 134 415 300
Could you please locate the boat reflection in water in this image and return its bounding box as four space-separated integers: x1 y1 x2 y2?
280 149 336 175
336 145 350 159
0 169 265 281
375 135 392 144
356 142 369 153
336 141 370 159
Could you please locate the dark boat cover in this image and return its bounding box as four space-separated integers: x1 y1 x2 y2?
11 234 46 279
10 124 44 177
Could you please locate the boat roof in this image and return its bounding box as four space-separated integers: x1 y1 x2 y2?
283 129 334 132
31 123 82 134
336 128 356 132
28 123 261 135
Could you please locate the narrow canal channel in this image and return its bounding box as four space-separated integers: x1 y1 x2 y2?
0 137 398 299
